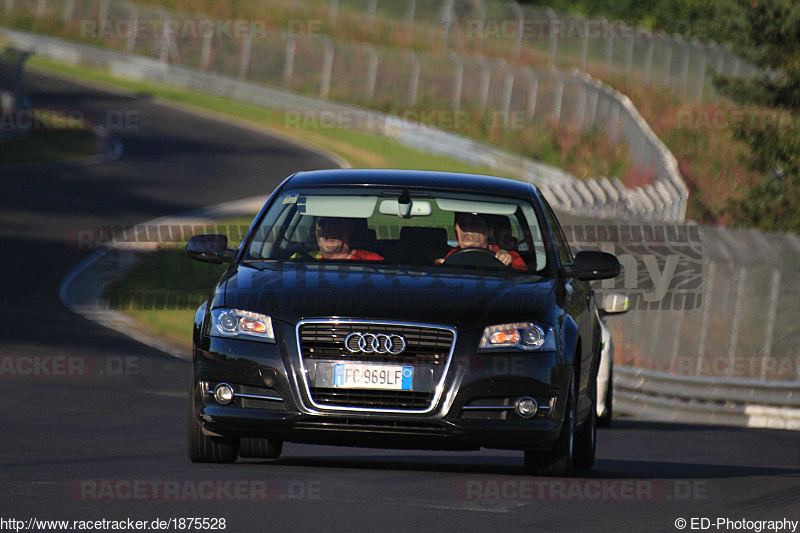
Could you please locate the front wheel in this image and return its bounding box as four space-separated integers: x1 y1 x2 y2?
573 399 597 471
525 381 575 477
187 387 239 463
597 369 613 428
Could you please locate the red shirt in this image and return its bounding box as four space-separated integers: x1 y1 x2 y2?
349 249 384 261
443 245 528 272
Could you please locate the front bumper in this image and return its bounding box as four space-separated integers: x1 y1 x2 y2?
192 332 572 452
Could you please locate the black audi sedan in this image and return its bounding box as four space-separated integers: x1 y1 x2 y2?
186 169 619 476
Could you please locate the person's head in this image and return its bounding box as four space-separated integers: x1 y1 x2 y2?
315 217 354 258
454 212 490 249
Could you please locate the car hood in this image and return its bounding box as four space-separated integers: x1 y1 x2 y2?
221 263 558 328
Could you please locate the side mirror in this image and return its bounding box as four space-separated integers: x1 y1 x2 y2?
562 251 620 281
600 293 630 316
186 234 234 264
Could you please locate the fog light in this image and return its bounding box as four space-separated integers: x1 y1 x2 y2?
214 383 235 405
515 397 538 418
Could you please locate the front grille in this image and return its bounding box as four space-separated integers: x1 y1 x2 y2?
297 320 456 412
295 417 445 433
298 322 453 366
310 387 432 409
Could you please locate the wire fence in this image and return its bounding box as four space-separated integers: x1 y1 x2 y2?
284 0 758 102
580 224 800 383
0 0 689 221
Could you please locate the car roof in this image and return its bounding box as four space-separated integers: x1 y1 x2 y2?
285 169 538 199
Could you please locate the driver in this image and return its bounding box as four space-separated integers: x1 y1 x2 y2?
301 217 384 261
435 212 527 271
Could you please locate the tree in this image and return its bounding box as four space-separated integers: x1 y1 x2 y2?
712 0 800 232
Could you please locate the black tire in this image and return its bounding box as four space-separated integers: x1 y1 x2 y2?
573 395 597 471
187 388 239 463
525 381 575 477
574 357 599 471
238 437 283 459
597 368 613 428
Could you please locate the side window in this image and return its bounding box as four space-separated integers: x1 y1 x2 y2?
540 195 574 266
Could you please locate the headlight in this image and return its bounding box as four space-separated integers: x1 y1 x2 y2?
479 323 554 351
209 308 275 343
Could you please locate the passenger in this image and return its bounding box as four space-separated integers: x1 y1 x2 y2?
301 217 384 261
435 212 527 271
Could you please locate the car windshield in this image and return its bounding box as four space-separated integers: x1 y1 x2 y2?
244 187 548 272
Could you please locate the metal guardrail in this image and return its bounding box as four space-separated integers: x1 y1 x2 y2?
615 366 800 429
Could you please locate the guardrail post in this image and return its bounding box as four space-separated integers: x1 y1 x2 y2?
63 0 74 23
499 59 514 115
552 68 564 122
441 0 455 43
574 73 587 127
511 1 524 63
696 261 714 367
408 50 420 106
760 269 781 378
643 31 655 83
662 36 673 84
525 67 538 119
669 307 685 374
450 51 463 110
679 37 691 91
126 4 137 54
238 35 252 80
727 265 747 375
623 23 634 79
474 0 486 53
405 0 415 31
578 15 588 70
98 0 108 23
476 54 490 114
329 0 338 27
603 19 614 75
546 8 558 65
320 36 334 100
157 8 176 64
367 0 377 29
283 38 296 86
694 41 707 102
200 28 213 70
365 44 378 102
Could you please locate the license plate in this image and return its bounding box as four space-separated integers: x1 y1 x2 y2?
333 364 413 391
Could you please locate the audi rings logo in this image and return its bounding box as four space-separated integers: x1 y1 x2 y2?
344 333 407 355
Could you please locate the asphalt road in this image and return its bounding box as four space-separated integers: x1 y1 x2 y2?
1 69 799 533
